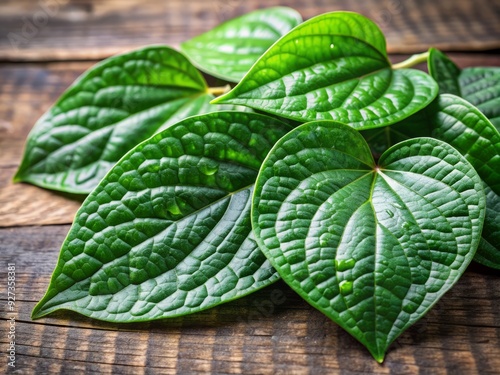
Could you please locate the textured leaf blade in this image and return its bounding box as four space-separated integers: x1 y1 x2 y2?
459 67 500 129
213 11 438 129
428 48 462 95
14 46 216 194
362 94 500 269
181 7 302 82
429 48 500 130
252 121 485 361
477 186 500 269
32 111 290 322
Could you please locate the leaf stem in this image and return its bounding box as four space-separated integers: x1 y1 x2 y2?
392 51 430 69
207 85 231 96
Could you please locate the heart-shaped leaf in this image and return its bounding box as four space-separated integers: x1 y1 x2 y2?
181 7 302 82
429 48 500 130
361 94 500 269
212 11 438 129
14 46 218 194
32 111 290 322
252 121 485 362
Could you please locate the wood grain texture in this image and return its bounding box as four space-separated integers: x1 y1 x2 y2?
0 171 82 227
0 226 499 374
0 0 499 62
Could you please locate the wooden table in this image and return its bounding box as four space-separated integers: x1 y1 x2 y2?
1 1 499 373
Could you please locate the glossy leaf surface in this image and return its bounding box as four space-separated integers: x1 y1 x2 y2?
181 7 302 82
362 94 500 269
213 12 438 129
32 111 290 322
429 48 500 130
15 46 216 194
252 121 485 361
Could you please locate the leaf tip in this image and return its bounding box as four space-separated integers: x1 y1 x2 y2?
31 296 54 320
209 94 227 105
368 346 386 364
12 174 22 184
12 165 26 183
31 304 45 320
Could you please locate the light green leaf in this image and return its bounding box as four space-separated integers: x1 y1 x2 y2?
212 11 438 129
32 111 290 322
252 121 485 362
14 46 217 194
181 7 302 82
428 48 500 130
361 94 500 269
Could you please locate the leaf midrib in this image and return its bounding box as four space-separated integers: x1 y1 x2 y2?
237 34 389 95
36 183 256 314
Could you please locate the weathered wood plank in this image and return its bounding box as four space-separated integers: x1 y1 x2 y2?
0 226 499 374
0 0 499 62
0 170 82 227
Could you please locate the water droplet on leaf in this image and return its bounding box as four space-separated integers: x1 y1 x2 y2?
198 159 219 176
339 280 353 295
167 204 181 216
335 258 356 271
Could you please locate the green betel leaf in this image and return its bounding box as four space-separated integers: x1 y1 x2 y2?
212 11 438 129
32 111 290 322
14 46 218 194
181 7 302 83
477 186 500 269
427 48 462 96
252 121 485 362
428 48 500 130
459 68 500 129
361 94 500 269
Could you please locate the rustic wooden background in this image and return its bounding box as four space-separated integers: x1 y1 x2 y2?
0 0 499 374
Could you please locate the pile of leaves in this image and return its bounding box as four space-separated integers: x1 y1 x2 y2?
16 7 499 362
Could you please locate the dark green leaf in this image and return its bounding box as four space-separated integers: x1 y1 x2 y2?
362 94 500 269
213 11 438 129
459 68 500 129
14 46 217 194
32 111 290 322
252 121 485 362
427 48 462 95
428 48 500 130
477 186 500 269
181 7 302 82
